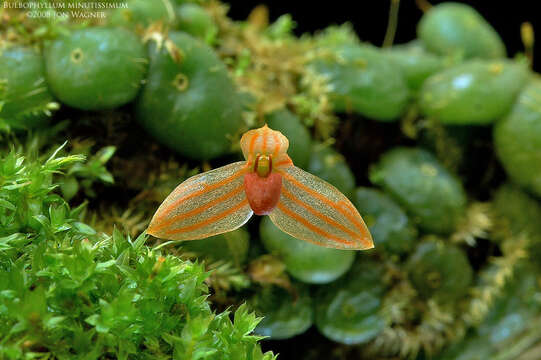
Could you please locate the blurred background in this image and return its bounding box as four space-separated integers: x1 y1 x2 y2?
229 0 541 70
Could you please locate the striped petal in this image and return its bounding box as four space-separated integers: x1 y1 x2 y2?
271 166 374 250
147 162 253 240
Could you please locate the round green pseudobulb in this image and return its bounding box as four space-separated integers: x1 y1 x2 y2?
418 2 506 59
370 147 467 234
352 187 417 254
419 59 530 125
45 28 147 111
384 41 445 91
494 80 541 198
407 238 473 301
315 260 385 345
253 285 313 340
266 109 311 169
492 184 541 242
0 47 55 129
311 44 409 121
260 216 355 284
109 0 176 28
136 32 245 160
180 227 249 266
307 144 355 197
176 3 217 43
492 185 541 270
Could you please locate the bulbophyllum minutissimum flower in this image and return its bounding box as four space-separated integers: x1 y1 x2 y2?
147 124 373 250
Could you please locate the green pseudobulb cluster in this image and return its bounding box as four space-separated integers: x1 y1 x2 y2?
3 0 541 359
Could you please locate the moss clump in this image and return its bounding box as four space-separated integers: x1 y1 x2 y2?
0 143 274 360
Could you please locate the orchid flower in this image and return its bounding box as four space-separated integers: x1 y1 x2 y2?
147 125 373 250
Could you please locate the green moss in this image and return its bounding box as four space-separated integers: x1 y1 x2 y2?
435 262 541 360
0 143 274 360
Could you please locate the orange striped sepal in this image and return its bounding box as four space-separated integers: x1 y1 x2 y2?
272 166 373 250
147 162 253 240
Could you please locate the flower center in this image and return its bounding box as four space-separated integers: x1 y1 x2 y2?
254 154 272 177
